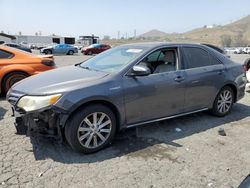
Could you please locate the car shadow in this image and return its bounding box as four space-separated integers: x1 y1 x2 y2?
30 102 250 164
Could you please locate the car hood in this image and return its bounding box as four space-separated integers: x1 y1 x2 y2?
12 65 109 95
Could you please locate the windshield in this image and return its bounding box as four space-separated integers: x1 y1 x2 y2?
79 46 147 73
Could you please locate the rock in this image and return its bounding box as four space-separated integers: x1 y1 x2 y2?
207 182 213 187
218 128 226 136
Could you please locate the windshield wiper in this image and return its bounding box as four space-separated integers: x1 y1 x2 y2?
80 66 91 70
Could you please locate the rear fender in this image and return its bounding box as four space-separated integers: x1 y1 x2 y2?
0 65 34 93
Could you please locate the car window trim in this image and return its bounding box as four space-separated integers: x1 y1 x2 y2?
123 45 181 77
180 46 222 70
0 49 15 59
150 48 179 75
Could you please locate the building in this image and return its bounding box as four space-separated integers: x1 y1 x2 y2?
0 33 16 43
77 35 99 46
1 32 100 48
14 35 75 46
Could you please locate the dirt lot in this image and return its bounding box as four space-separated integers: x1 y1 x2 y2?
0 54 250 188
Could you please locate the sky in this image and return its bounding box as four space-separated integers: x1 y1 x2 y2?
1 0 250 39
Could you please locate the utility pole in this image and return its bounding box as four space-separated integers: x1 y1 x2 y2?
117 31 120 39
134 29 136 38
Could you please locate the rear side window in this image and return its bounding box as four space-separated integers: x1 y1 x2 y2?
0 50 13 59
183 47 211 68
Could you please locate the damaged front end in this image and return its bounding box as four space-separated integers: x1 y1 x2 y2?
8 90 66 141
15 110 62 139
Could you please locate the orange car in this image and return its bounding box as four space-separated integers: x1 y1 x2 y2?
0 45 56 94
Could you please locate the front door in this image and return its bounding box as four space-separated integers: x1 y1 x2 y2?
123 47 186 125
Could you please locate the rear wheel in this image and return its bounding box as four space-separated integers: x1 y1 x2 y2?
2 72 29 93
68 50 74 55
87 51 92 55
65 104 116 153
211 86 234 117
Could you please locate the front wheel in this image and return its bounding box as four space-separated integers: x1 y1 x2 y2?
211 86 234 117
65 104 116 153
44 50 52 54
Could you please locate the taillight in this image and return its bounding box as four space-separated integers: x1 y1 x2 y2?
42 60 55 66
243 64 248 72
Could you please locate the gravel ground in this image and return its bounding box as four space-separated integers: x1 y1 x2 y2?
0 53 250 188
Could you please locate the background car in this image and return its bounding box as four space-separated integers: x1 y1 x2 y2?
3 43 32 53
40 44 78 55
243 47 250 54
233 48 243 54
244 58 250 89
7 43 246 153
0 45 56 94
81 44 111 55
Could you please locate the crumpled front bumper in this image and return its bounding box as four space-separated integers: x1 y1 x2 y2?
12 108 63 140
7 90 66 140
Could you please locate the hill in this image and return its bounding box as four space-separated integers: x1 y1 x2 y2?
139 29 167 38
139 15 250 46
173 15 250 46
102 15 250 47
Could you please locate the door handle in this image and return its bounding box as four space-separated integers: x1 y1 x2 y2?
217 70 225 75
174 76 185 82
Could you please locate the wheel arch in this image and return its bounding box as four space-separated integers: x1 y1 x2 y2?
0 70 30 94
62 99 122 131
220 83 237 103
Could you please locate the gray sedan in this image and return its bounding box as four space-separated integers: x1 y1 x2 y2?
7 43 246 153
40 44 78 55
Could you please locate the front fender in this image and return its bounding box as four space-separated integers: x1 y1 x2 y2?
54 82 125 129
55 95 125 130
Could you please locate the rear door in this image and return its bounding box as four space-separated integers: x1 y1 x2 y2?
181 46 226 112
61 44 68 54
53 45 61 54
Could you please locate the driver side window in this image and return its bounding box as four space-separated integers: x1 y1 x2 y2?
138 48 177 74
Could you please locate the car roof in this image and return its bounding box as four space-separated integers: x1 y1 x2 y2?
0 45 34 57
119 42 211 49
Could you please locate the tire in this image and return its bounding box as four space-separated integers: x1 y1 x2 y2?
68 50 74 55
45 50 52 54
211 86 235 117
2 72 29 93
87 51 92 55
65 104 116 153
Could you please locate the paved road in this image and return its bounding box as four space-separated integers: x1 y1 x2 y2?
0 54 250 188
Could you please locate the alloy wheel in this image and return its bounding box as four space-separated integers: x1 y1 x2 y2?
77 112 112 149
217 89 233 114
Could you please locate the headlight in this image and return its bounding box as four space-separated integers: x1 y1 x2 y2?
17 94 61 112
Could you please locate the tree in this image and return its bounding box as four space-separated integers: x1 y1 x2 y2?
221 35 232 47
232 33 249 47
103 35 110 40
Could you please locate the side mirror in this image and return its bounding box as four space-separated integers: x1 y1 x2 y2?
128 65 151 77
